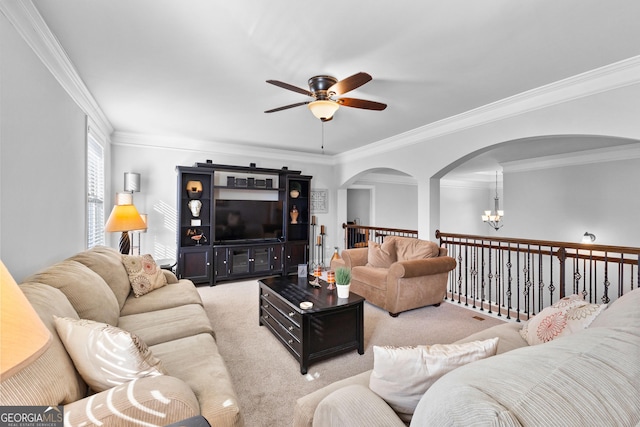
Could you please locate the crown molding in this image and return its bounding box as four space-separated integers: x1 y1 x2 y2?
111 131 335 166
0 0 114 139
337 55 640 163
501 143 640 173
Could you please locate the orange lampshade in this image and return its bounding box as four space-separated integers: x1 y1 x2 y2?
104 204 147 232
1 260 52 378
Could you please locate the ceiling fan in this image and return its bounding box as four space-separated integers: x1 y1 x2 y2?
265 72 387 122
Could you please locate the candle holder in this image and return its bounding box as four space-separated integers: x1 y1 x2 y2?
326 270 336 290
309 223 317 269
317 226 325 269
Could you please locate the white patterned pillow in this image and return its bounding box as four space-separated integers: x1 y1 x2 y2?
122 254 167 297
519 295 607 345
53 316 167 392
369 338 499 422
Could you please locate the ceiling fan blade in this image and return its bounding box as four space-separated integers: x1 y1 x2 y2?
336 97 387 111
266 80 313 97
328 72 372 96
264 101 310 113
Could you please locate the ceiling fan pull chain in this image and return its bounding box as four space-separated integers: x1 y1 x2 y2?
321 121 325 154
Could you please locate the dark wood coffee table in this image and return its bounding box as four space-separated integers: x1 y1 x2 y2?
259 275 365 374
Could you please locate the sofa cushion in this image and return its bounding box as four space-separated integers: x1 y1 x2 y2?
54 316 167 392
118 304 214 346
314 385 406 427
392 237 440 261
0 283 87 405
412 326 640 426
293 370 371 427
63 376 200 427
590 287 640 328
150 333 242 426
369 338 499 422
122 254 168 297
67 246 132 311
352 266 388 291
120 279 204 316
367 239 397 268
24 260 120 326
519 296 606 345
456 322 528 354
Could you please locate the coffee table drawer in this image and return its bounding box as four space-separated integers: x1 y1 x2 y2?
260 290 302 326
261 308 302 355
261 302 302 340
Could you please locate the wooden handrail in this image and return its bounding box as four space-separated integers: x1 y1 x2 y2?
341 223 418 249
436 230 640 254
342 223 418 235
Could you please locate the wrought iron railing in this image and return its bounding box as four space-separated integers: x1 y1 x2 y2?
436 230 640 321
341 223 418 249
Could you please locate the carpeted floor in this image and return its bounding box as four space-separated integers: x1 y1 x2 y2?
197 279 506 427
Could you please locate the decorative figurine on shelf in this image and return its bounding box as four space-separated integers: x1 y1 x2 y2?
186 180 203 199
191 233 207 246
186 228 207 246
188 199 202 217
290 181 301 198
290 205 299 224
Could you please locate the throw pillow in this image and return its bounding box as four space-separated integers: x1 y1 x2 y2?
369 337 499 422
53 316 167 392
366 239 397 268
122 254 167 297
519 295 607 345
394 238 440 261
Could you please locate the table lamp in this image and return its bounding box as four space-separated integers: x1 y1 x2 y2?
105 199 147 255
1 260 52 379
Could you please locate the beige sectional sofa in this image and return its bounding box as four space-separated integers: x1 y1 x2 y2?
0 246 243 427
294 288 640 426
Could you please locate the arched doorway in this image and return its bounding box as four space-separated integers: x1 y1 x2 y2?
338 167 417 232
435 135 640 244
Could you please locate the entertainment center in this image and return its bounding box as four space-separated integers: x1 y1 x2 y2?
176 162 312 284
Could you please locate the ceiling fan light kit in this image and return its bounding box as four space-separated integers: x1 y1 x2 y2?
308 100 340 121
265 72 386 121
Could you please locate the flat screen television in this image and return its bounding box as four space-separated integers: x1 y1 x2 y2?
214 199 283 243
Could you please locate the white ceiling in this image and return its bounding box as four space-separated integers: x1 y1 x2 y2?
28 0 640 162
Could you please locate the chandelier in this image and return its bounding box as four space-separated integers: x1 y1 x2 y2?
482 171 504 230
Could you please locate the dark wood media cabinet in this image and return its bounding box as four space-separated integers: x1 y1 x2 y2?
176 162 311 285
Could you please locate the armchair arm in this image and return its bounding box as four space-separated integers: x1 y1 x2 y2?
313 385 406 427
64 376 200 426
162 270 179 284
341 248 369 269
388 257 456 279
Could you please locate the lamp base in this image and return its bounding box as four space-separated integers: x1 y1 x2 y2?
119 231 131 255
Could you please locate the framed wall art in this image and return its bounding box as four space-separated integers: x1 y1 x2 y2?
311 189 328 213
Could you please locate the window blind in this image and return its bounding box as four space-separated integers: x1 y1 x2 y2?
87 131 105 248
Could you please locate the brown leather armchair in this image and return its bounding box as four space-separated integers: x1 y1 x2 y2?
341 237 456 317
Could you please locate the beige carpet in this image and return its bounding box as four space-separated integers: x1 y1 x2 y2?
197 279 505 427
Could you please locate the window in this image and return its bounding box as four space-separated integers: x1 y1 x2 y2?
87 130 105 248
